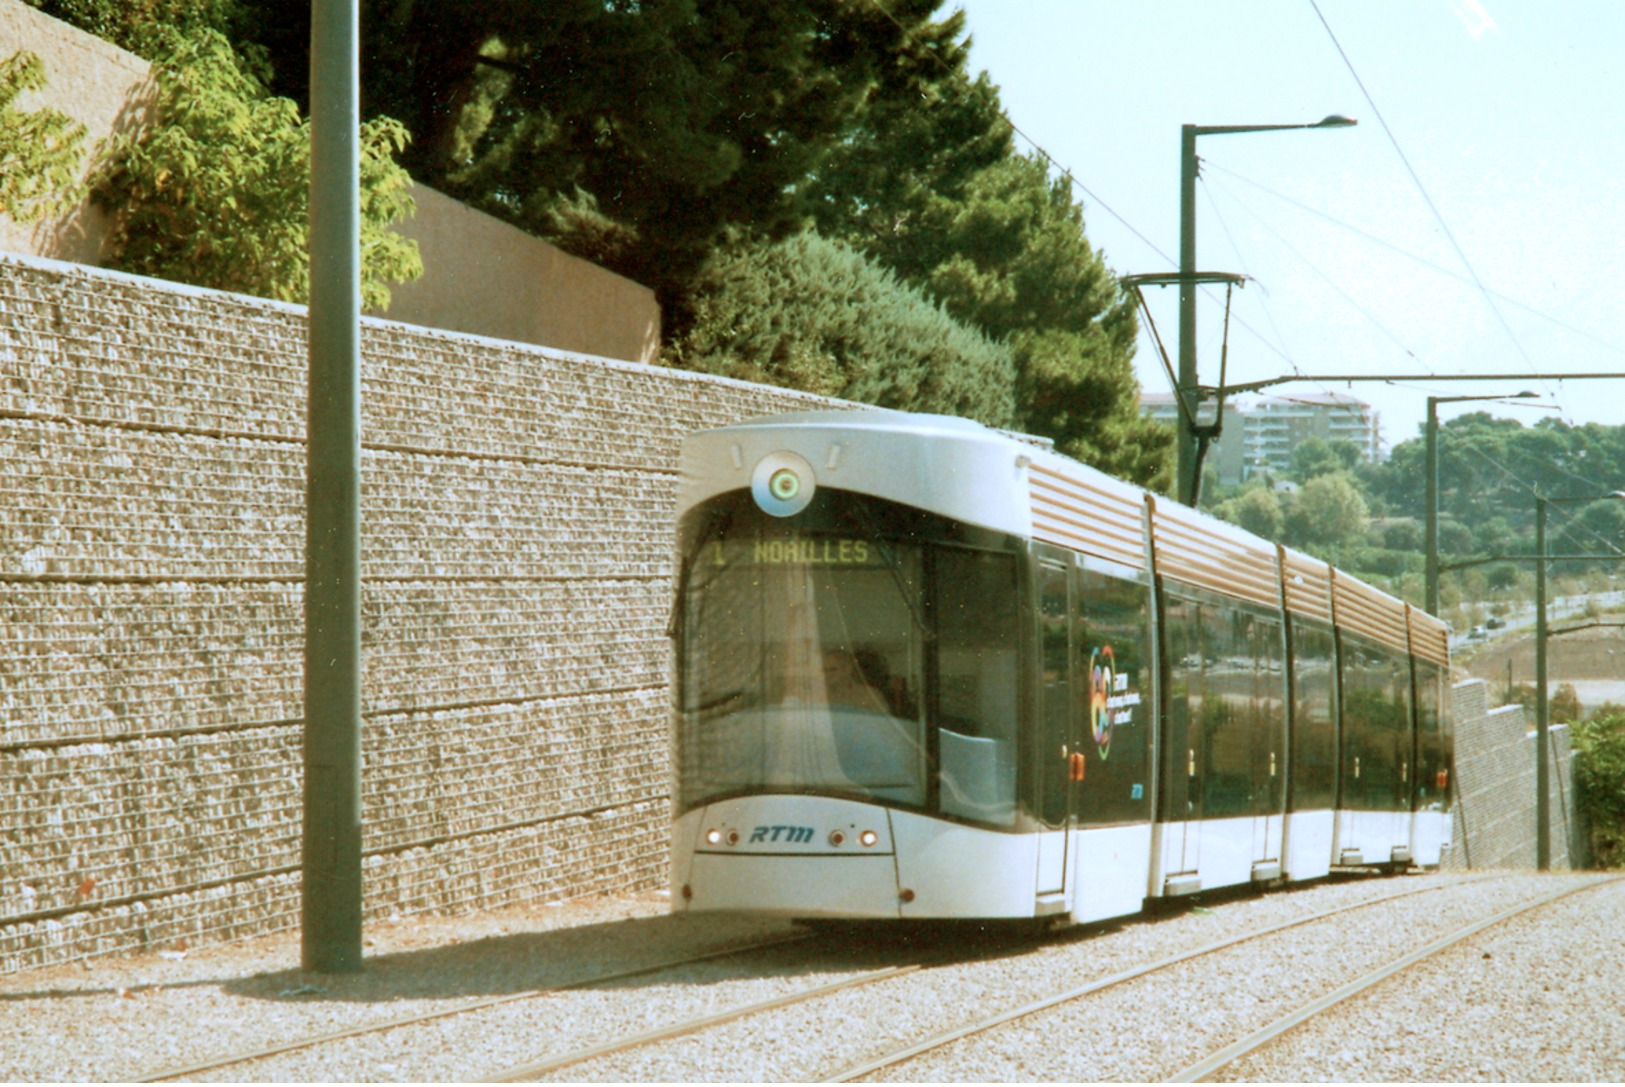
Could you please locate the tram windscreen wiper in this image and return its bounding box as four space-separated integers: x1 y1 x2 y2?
665 551 692 640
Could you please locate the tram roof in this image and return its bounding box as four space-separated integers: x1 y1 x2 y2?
689 409 1446 662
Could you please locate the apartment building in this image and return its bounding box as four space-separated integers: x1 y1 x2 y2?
1141 391 1382 485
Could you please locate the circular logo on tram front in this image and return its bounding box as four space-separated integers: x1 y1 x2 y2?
1090 645 1115 759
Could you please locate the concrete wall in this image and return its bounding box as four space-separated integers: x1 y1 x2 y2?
1445 679 1581 870
0 0 659 364
0 0 148 266
385 185 660 365
0 252 828 974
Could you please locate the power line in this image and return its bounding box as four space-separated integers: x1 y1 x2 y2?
1198 183 1383 431
1204 159 1625 362
864 0 1169 261
1308 0 1560 406
1450 439 1625 559
1205 173 1434 373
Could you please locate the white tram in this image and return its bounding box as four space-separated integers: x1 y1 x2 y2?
669 410 1452 925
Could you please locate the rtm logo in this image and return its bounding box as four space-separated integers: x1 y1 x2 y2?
750 825 814 844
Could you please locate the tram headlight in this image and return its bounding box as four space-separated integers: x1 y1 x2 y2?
751 451 816 517
705 828 723 846
858 829 879 848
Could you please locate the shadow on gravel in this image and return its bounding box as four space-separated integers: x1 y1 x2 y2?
0 872 1405 1008
209 910 1097 1006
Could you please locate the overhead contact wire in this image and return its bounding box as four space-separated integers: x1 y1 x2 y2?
1308 0 1561 408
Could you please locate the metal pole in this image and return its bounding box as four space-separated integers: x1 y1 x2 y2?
1423 392 1534 617
1169 117 1354 507
1425 397 1440 615
303 0 364 973
1176 125 1199 507
1534 496 1549 872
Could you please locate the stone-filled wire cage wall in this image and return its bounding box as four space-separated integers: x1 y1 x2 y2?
0 254 832 974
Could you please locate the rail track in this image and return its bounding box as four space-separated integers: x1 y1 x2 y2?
476 873 1503 1083
824 873 1620 1083
133 935 815 1082
1164 876 1624 1082
135 920 1046 1082
133 872 1609 1082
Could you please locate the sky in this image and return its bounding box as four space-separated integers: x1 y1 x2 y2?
955 0 1625 453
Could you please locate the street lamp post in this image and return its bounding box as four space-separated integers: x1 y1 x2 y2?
305 0 364 973
1425 392 1537 615
1175 115 1356 506
1534 490 1625 870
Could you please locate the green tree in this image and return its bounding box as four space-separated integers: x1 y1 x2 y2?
23 0 253 56
92 29 421 309
1217 486 1285 541
1285 472 1370 552
671 229 1016 426
1379 412 1625 572
1380 518 1423 552
1574 711 1625 868
1288 436 1360 483
1551 682 1583 725
0 50 88 223
808 65 1011 273
823 149 1167 486
303 0 971 320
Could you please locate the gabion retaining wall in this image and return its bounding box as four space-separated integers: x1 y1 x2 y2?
0 253 831 973
1445 679 1580 871
0 254 1577 974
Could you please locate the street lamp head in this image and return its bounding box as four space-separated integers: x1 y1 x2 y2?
1314 114 1358 128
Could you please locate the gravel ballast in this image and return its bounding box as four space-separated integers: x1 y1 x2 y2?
0 872 1619 1082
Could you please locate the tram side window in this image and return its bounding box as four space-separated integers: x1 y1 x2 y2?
1163 585 1285 820
1073 565 1152 826
934 547 1019 825
1288 622 1337 811
1202 602 1284 818
1413 659 1450 811
1339 636 1412 813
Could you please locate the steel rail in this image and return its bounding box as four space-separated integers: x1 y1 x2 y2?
822 874 1501 1082
134 933 812 1082
482 963 923 1082
1164 874 1625 1082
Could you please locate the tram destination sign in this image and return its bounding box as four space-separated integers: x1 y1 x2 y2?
710 538 881 567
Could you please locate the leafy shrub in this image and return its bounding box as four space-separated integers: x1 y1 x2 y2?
1215 487 1284 541
671 230 1017 428
93 29 420 309
1573 711 1625 868
0 50 88 223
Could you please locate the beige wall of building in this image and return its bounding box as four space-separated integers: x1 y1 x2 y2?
0 0 150 265
384 185 660 365
0 0 658 363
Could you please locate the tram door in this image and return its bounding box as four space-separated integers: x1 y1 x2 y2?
1035 555 1073 896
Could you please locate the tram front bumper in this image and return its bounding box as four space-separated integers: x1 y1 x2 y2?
679 851 903 919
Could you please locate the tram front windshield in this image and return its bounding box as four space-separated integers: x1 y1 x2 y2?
677 499 1020 825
